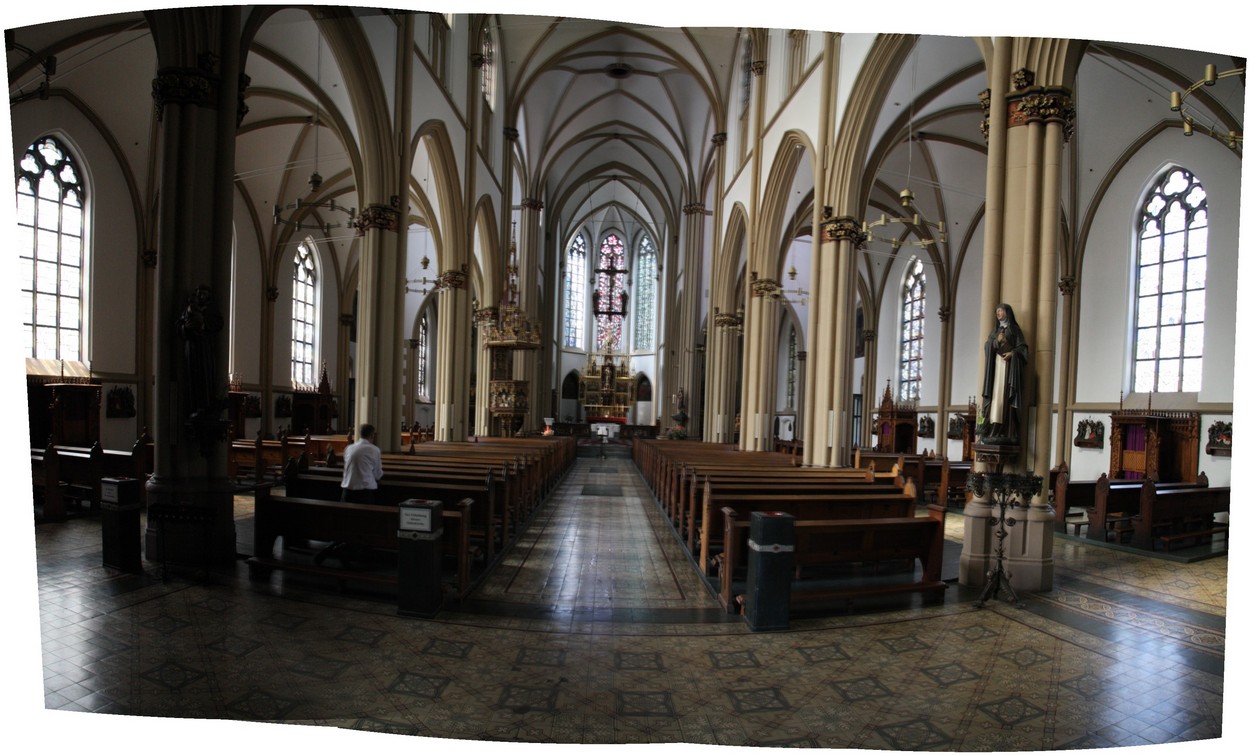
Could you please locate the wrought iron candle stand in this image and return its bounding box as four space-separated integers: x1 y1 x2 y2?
967 471 1042 609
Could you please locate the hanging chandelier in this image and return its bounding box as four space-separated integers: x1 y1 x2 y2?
1169 63 1244 150
273 19 356 235
863 49 946 250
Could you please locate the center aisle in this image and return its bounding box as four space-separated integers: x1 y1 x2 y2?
459 454 728 622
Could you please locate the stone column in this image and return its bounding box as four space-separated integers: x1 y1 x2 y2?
678 202 706 435
473 306 498 436
518 197 544 432
434 267 472 440
143 7 243 567
804 215 864 466
352 202 404 451
961 41 1074 594
741 276 782 450
706 308 742 443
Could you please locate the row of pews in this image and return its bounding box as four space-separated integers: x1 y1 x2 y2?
1053 469 1229 551
633 439 948 617
31 431 154 521
247 435 576 601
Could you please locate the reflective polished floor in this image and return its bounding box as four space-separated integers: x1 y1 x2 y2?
13 454 1234 753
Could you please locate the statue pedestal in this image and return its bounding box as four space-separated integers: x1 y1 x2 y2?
144 476 238 573
958 470 1053 596
973 442 1019 471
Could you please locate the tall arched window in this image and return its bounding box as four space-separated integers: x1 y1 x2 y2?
899 258 925 402
291 241 318 386
1134 167 1207 393
416 310 430 400
594 232 628 351
563 233 586 349
479 25 494 102
738 35 753 166
17 136 86 361
786 325 797 410
633 234 656 350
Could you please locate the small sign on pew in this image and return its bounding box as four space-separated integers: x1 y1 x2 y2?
398 499 441 533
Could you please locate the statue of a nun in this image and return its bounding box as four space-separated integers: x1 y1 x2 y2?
980 303 1028 444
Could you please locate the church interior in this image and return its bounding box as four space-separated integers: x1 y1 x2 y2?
4 2 1245 752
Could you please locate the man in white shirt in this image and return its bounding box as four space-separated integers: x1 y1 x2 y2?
340 423 383 504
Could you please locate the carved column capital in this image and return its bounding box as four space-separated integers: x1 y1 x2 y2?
470 52 486 68
1016 89 1076 141
236 72 251 128
820 215 867 247
520 197 544 211
354 204 401 234
503 126 519 141
1012 68 1035 90
339 314 354 328
862 329 876 343
682 202 705 216
938 306 951 322
750 60 766 77
1058 276 1077 296
265 286 279 302
714 312 743 329
796 351 807 362
473 306 500 324
711 132 727 147
978 88 992 142
436 265 469 291
751 277 781 299
152 66 215 121
142 249 158 268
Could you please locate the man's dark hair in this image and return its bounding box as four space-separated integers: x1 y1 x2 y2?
360 423 376 440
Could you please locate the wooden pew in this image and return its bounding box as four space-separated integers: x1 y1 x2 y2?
247 487 475 599
31 443 66 521
1076 474 1205 541
718 506 947 613
284 462 502 563
1131 479 1230 552
854 449 931 500
684 472 908 556
31 431 154 521
229 432 309 483
697 480 918 574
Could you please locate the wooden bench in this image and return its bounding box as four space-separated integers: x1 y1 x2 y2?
247 487 475 599
718 507 946 613
228 432 309 483
31 431 156 522
1131 479 1230 552
284 462 502 563
1080 474 1205 541
696 481 919 574
674 466 897 545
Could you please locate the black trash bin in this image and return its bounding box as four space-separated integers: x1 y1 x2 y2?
397 498 443 618
101 477 142 573
743 510 795 631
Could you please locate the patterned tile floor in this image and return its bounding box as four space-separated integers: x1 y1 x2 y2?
11 456 1236 754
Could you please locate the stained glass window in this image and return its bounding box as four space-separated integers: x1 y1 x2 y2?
563 233 586 348
633 235 656 350
1134 167 1206 393
17 136 85 361
417 311 429 400
899 258 925 402
594 233 628 351
291 241 318 386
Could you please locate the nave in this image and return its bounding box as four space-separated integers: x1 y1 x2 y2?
21 454 1227 750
